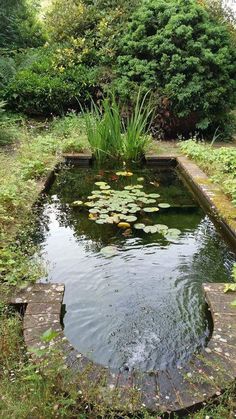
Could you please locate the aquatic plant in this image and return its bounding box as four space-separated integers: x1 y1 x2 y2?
84 92 152 162
72 175 181 241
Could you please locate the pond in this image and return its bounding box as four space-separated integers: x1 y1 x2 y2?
35 164 235 373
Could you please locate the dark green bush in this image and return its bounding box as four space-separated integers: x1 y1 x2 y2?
114 0 236 138
0 0 45 49
5 47 100 115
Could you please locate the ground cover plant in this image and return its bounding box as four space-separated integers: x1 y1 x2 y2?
180 139 236 205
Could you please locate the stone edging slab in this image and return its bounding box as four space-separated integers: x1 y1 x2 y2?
9 283 236 414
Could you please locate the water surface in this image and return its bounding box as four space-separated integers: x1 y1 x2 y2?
35 165 235 372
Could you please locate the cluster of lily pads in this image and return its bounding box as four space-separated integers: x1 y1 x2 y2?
72 174 181 241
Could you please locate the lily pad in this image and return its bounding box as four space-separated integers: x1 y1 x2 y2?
118 222 131 229
137 177 144 181
143 225 158 234
134 223 145 230
143 207 160 213
84 201 96 207
100 185 111 190
124 185 136 190
72 200 83 206
96 219 106 224
155 224 168 233
89 208 99 214
158 203 171 208
167 228 181 236
148 193 160 198
116 171 133 177
100 246 118 257
95 181 107 186
124 215 137 223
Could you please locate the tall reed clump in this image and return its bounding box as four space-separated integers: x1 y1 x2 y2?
122 91 153 160
84 92 153 161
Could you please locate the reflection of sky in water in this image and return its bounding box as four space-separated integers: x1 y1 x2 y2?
37 168 235 372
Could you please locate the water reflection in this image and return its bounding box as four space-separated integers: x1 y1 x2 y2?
34 166 235 372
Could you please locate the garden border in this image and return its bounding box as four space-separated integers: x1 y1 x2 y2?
8 153 236 414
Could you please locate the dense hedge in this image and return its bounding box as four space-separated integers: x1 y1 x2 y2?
115 0 236 137
5 47 100 114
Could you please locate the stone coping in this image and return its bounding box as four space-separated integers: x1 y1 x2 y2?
9 282 236 414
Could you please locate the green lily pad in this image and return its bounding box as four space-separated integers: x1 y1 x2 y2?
100 245 118 256
89 208 99 214
96 219 106 224
100 185 111 190
99 213 108 219
128 208 139 214
158 203 171 208
124 185 136 190
133 185 143 189
124 215 137 223
148 193 160 198
143 207 160 213
72 200 83 206
95 181 107 186
134 223 145 230
143 225 158 234
116 171 133 176
84 201 96 207
155 224 169 232
91 190 102 195
167 228 181 236
102 190 112 195
137 177 144 181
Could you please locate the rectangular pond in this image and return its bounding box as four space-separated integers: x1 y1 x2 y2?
35 163 236 373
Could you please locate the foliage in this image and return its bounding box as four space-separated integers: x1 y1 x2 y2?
0 55 17 97
0 0 45 49
45 0 137 64
5 46 100 115
84 93 151 161
115 0 236 138
49 112 90 153
122 91 153 160
180 140 236 205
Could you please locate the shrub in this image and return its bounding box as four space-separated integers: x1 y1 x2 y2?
6 47 100 115
115 0 236 138
0 0 45 49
